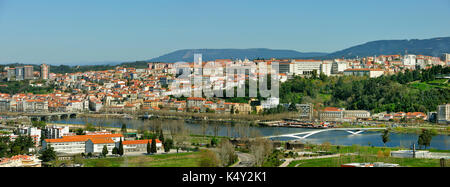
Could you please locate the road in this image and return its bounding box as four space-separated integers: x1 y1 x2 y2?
232 152 256 167
279 154 341 167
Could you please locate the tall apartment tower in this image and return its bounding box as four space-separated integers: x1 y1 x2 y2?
193 53 203 76
437 104 450 124
194 53 202 66
6 67 16 81
41 64 49 80
15 67 24 81
24 65 34 80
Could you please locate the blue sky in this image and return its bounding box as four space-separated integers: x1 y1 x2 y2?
0 0 449 65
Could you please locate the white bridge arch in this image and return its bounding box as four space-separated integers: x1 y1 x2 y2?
264 128 387 140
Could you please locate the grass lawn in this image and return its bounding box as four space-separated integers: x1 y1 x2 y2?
82 152 202 167
409 80 449 90
304 144 450 155
288 155 449 167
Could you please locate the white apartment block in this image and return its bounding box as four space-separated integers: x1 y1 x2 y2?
403 54 417 66
332 61 348 74
291 60 322 76
85 138 116 155
44 125 70 139
320 61 333 76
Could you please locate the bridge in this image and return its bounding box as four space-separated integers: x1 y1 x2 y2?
264 128 387 140
23 112 79 121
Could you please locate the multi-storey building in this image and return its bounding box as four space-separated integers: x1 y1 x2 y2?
291 59 322 76
437 104 450 124
40 64 49 80
24 65 34 80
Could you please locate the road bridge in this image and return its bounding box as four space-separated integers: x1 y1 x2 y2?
23 112 79 121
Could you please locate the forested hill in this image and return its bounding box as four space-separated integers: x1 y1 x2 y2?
279 66 450 114
324 37 450 58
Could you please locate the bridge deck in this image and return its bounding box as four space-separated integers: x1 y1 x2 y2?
265 128 387 139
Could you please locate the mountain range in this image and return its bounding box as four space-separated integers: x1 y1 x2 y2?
324 37 450 59
147 48 327 63
1 37 449 66
147 37 450 62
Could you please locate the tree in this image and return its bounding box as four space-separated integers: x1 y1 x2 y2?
381 129 390 147
85 123 97 132
121 124 127 134
147 140 151 154
75 128 85 135
217 139 237 167
418 129 435 149
40 145 57 162
10 135 34 155
118 139 124 156
163 139 173 153
288 103 298 112
199 149 219 167
102 145 108 157
151 137 157 154
112 147 119 155
249 138 273 167
159 129 164 144
210 137 219 147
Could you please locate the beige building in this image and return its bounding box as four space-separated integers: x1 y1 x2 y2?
120 139 162 153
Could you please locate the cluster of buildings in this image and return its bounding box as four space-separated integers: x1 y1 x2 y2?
0 125 71 148
278 53 449 78
0 54 447 117
1 123 163 156
3 64 50 81
0 155 42 167
317 107 432 122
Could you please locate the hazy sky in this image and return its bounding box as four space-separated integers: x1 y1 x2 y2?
0 0 449 65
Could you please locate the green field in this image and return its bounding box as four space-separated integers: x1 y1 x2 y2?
82 152 202 167
409 79 449 90
288 155 448 167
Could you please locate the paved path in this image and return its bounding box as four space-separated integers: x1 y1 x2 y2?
232 152 256 167
279 154 341 167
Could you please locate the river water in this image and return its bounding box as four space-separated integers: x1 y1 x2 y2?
51 117 450 150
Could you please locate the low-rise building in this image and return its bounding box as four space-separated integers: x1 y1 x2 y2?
120 139 162 153
86 138 116 155
43 134 124 155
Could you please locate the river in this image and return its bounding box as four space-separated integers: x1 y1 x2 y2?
51 117 450 150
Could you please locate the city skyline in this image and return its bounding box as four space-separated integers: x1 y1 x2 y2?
0 0 450 64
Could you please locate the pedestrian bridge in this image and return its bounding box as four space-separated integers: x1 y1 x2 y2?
264 128 387 140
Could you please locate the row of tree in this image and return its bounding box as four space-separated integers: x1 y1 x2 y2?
381 128 436 149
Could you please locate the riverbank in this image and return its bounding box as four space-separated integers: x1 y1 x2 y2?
286 144 450 167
